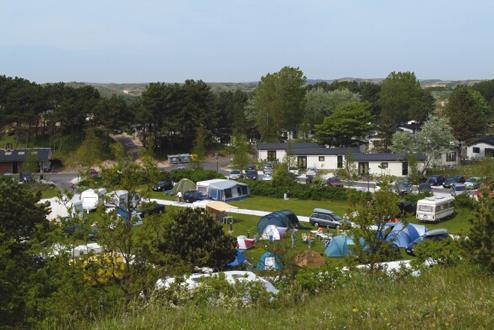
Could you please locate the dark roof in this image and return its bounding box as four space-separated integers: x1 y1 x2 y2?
0 148 51 163
352 153 426 162
257 143 425 161
470 136 494 146
257 143 359 155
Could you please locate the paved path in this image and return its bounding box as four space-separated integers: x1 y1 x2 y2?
149 198 311 222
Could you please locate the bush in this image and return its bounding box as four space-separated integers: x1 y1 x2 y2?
454 193 475 209
246 180 369 201
413 238 463 267
164 168 225 183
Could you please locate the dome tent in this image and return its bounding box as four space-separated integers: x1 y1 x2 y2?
260 225 287 241
256 210 300 234
256 251 283 271
171 178 196 195
384 222 426 249
324 235 355 257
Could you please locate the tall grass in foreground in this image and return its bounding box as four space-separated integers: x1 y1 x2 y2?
92 265 494 330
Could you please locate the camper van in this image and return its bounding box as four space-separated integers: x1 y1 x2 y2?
416 196 455 222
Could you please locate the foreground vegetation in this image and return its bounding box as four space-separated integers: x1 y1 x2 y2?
94 265 494 329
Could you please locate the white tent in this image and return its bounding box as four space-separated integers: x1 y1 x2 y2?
38 197 70 222
237 235 256 249
81 188 107 211
260 225 287 241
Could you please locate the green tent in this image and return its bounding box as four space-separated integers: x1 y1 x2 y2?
171 178 196 195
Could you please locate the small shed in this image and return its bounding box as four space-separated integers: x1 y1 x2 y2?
197 179 249 201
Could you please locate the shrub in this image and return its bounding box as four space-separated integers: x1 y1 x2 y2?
413 238 463 267
164 168 224 183
454 193 475 209
245 180 368 201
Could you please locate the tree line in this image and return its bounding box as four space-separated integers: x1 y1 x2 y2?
1 71 494 158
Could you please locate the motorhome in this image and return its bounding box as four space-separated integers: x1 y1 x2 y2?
416 196 455 222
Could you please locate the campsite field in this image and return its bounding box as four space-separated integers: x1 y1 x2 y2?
230 195 472 234
94 264 494 329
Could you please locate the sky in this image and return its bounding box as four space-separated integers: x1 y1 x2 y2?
0 0 493 83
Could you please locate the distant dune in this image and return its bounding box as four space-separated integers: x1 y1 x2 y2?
63 78 485 98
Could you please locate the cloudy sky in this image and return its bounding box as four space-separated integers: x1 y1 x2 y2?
1 0 493 83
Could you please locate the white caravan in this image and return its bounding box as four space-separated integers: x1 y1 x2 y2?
416 195 455 222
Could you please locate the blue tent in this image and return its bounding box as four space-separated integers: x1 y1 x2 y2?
227 250 246 267
256 252 282 271
256 210 299 234
386 223 426 249
324 235 355 257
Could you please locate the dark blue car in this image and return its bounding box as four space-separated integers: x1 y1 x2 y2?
245 170 258 180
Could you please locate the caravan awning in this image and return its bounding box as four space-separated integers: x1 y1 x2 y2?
206 201 236 212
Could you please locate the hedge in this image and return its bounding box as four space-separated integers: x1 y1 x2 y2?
245 180 370 201
164 168 225 183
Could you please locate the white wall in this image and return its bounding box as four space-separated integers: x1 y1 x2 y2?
360 161 425 177
257 149 287 163
467 142 494 159
306 155 342 170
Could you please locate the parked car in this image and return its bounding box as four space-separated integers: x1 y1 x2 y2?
227 170 243 180
418 182 432 193
326 177 344 187
288 167 299 175
426 175 446 186
442 176 465 188
450 183 467 196
305 167 317 178
246 164 257 171
263 163 274 174
465 177 481 190
262 173 273 181
309 208 346 228
398 200 416 215
406 229 449 255
137 203 165 218
245 169 258 180
152 179 174 192
183 191 206 203
394 180 413 195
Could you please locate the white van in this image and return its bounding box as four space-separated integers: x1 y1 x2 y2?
416 196 455 222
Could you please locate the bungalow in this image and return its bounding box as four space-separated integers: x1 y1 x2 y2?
257 143 425 177
466 136 494 160
0 148 52 174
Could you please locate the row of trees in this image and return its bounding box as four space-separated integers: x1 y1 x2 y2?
2 71 494 158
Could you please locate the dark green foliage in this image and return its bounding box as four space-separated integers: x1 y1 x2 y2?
464 193 494 272
272 164 296 187
158 208 236 270
413 238 463 267
315 101 374 146
191 126 207 168
253 67 306 141
454 193 475 209
446 86 488 143
163 168 225 183
0 177 49 327
246 179 368 201
378 72 434 149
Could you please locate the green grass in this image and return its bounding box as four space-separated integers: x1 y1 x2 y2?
93 264 494 329
230 196 351 217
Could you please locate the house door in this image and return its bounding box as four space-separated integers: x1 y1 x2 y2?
358 162 369 175
12 161 18 173
297 156 307 169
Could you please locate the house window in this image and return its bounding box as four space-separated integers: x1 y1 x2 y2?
267 150 276 162
380 162 388 169
337 155 343 169
402 162 408 176
473 147 480 154
319 156 325 162
446 152 457 162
